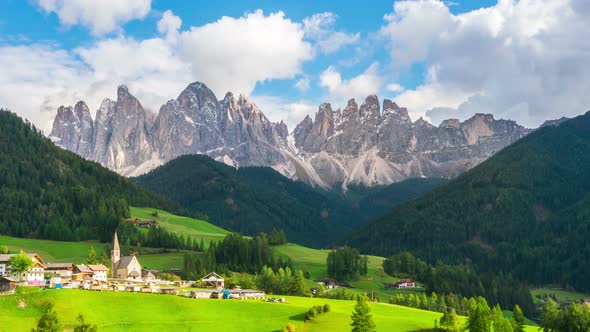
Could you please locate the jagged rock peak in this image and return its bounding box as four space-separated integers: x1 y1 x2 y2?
318 102 332 114
441 119 461 128
414 117 433 128
382 99 400 111
117 84 130 98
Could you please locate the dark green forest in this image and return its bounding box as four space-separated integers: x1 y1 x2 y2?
134 154 445 247
0 110 178 242
350 111 590 292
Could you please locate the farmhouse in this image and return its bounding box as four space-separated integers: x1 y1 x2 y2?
386 278 416 289
202 272 224 289
314 278 337 289
0 253 46 285
111 232 142 280
87 264 108 282
137 220 158 228
0 276 17 295
46 263 73 277
72 264 94 281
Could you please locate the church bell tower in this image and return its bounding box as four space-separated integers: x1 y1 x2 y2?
111 231 120 278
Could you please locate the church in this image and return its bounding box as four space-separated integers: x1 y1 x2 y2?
111 232 142 280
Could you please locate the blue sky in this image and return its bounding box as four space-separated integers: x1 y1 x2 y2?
1 0 588 130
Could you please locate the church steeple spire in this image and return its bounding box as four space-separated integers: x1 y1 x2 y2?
113 231 120 251
111 231 121 278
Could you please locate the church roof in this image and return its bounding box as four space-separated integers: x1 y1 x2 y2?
116 255 138 269
128 269 141 277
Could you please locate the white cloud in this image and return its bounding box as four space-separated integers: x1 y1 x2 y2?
37 0 151 36
178 10 313 97
253 95 316 130
0 10 315 131
295 77 310 92
386 83 404 93
157 10 182 41
303 12 360 54
319 63 382 101
382 0 590 127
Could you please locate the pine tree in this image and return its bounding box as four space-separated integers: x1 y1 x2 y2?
86 246 99 265
351 295 376 332
439 309 460 332
466 297 492 332
512 305 525 332
73 314 98 332
31 303 62 332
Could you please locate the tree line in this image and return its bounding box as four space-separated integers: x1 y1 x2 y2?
0 110 179 243
327 246 368 281
383 252 535 315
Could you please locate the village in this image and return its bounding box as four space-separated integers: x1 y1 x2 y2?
0 232 266 300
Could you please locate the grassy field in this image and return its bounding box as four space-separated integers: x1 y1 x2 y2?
0 288 541 332
532 287 589 302
0 288 444 332
130 207 228 247
0 235 108 263
0 235 185 270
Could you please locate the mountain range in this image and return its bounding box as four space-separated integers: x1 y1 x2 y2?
349 111 590 292
50 82 530 188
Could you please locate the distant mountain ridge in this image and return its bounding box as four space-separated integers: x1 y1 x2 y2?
50 82 530 187
133 154 447 247
348 110 590 292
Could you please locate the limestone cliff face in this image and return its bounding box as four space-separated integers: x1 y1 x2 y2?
50 82 530 187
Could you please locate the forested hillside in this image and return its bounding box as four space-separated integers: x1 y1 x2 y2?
134 155 445 247
350 111 590 292
0 110 178 242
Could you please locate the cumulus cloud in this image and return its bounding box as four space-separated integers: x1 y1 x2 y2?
157 10 182 41
303 12 360 54
37 0 151 36
253 95 316 129
319 63 382 102
0 10 314 131
178 10 313 97
382 0 590 127
295 77 311 92
386 83 404 93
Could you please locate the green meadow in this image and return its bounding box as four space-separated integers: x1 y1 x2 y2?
0 288 444 332
0 235 185 271
130 207 229 247
0 288 541 332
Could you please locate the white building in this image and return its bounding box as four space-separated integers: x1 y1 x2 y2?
87 264 108 282
0 253 46 285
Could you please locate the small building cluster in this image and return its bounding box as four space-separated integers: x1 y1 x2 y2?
125 218 159 228
385 278 417 289
0 232 266 301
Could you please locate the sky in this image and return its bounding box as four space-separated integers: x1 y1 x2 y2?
1 0 590 132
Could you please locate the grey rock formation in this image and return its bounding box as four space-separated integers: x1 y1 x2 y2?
49 101 94 157
49 82 530 187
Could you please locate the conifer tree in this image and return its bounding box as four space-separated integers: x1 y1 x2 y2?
351 295 376 332
31 303 62 332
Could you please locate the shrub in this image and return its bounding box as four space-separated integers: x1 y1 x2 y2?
281 322 297 332
323 304 331 312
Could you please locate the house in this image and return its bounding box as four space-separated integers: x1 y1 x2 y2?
45 263 74 278
0 255 9 277
142 270 157 281
0 276 17 295
202 272 224 289
387 278 416 289
0 253 46 285
314 278 337 290
137 220 158 228
87 264 108 282
111 232 142 280
72 264 94 281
